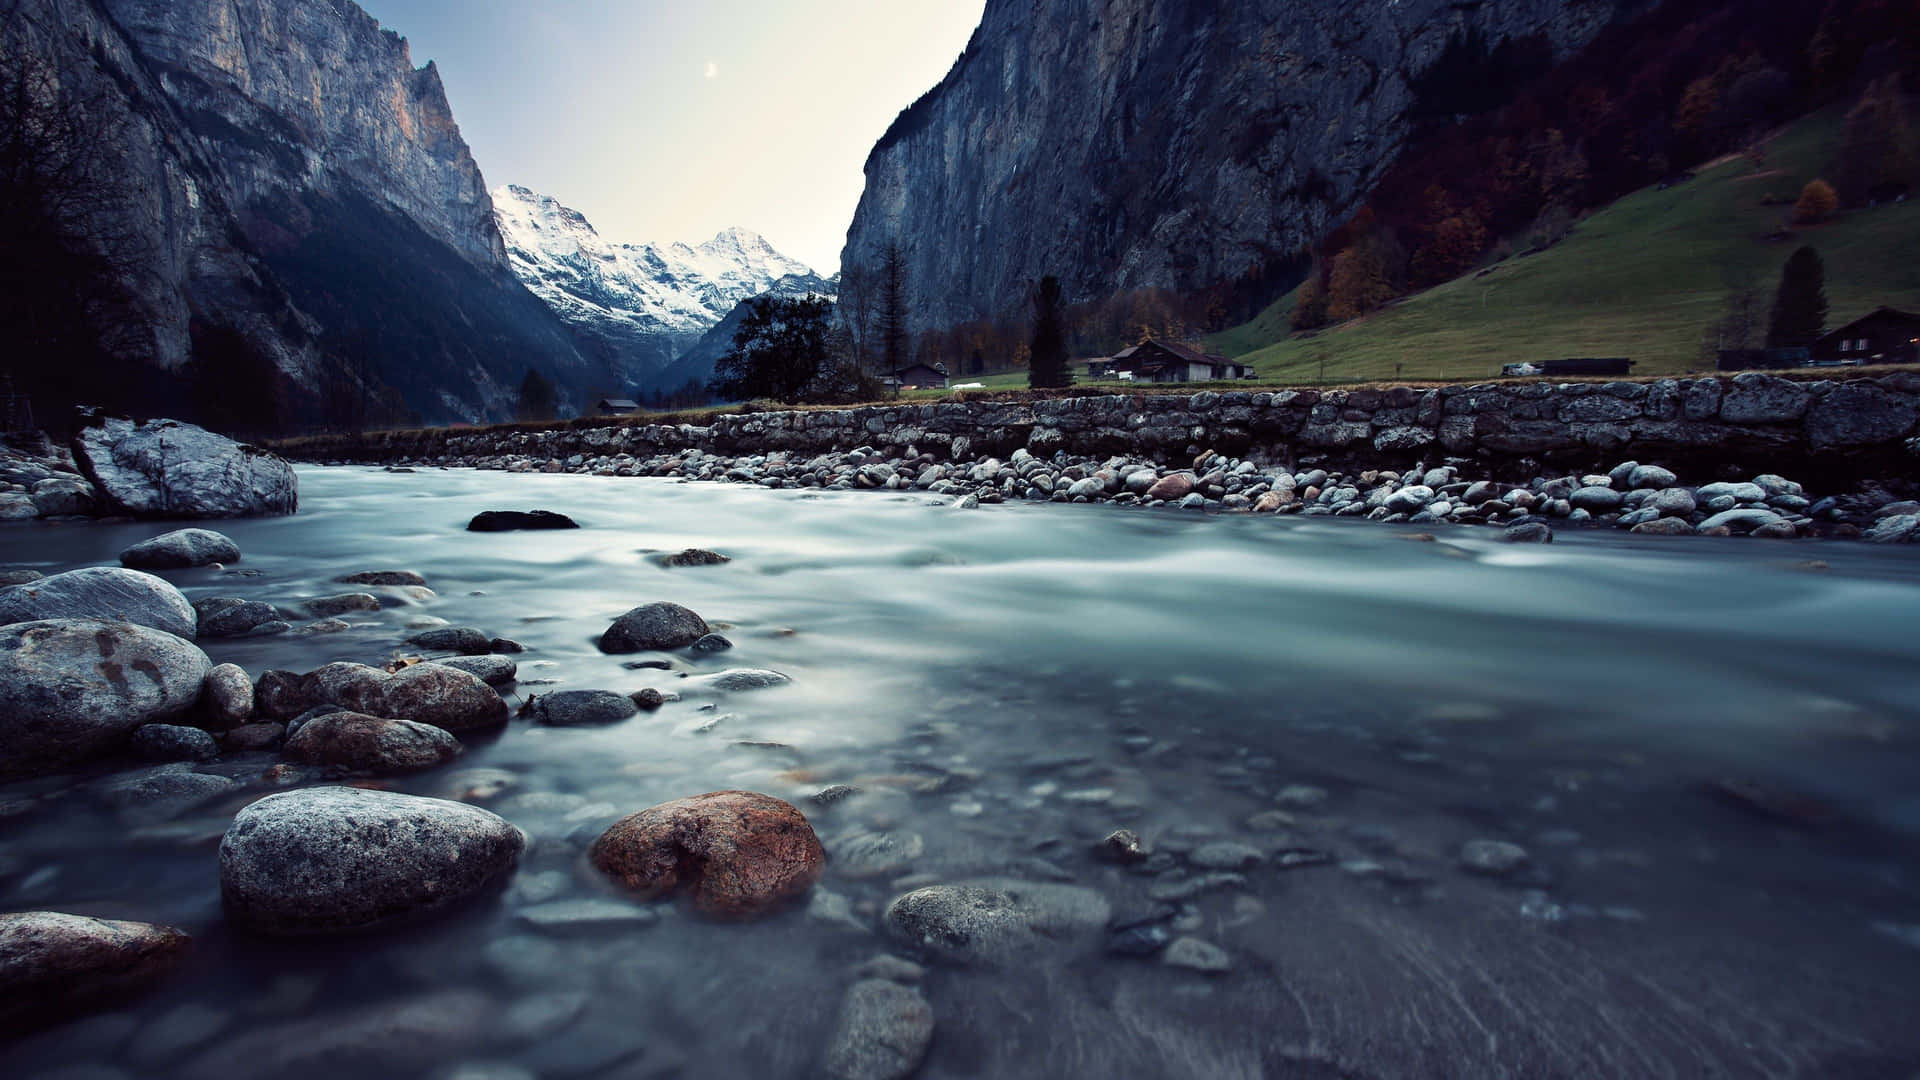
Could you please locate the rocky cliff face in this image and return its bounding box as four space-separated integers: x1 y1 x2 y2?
7 0 599 424
842 0 1631 333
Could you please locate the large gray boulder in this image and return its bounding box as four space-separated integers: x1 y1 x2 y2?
0 619 212 778
288 661 508 733
0 912 191 1035
119 528 241 570
282 712 464 774
73 416 297 519
0 567 197 640
597 601 711 653
219 787 524 935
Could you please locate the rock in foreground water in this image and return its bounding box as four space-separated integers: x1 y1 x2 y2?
590 791 824 917
220 787 524 935
282 712 464 774
467 510 578 532
597 602 710 653
0 911 191 1035
525 690 637 726
0 619 212 778
822 979 934 1080
884 880 1111 966
288 662 507 732
0 566 197 640
119 528 241 570
73 416 297 518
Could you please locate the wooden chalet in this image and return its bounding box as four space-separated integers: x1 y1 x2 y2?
596 398 640 415
1812 307 1920 366
886 363 949 390
1088 340 1251 383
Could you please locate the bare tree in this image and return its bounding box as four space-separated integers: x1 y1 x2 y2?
0 2 157 418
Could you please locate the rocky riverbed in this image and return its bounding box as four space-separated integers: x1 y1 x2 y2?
2 467 1919 1078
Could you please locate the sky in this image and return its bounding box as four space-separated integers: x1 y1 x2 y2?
369 0 986 275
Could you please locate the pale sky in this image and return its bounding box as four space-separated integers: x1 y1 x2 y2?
370 0 986 275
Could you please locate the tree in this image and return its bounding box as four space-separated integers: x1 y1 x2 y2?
1027 276 1071 389
1829 75 1918 206
1767 246 1829 348
878 243 910 374
707 293 836 405
1292 262 1330 330
0 9 154 419
516 369 558 421
1327 242 1397 322
1794 179 1839 224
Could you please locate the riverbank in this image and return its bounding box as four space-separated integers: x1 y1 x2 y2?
280 374 1920 543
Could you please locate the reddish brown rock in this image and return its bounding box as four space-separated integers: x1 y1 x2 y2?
589 790 825 918
1144 472 1195 501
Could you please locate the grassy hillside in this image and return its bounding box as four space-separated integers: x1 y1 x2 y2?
1206 108 1920 382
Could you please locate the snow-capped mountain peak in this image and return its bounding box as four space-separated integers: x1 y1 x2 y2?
492 185 816 379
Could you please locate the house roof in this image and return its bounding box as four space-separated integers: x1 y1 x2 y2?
597 399 639 409
1820 307 1920 341
1110 339 1234 367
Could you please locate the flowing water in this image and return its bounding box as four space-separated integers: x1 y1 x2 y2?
5 466 1920 1078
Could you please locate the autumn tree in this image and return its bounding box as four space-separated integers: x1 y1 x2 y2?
1767 246 1829 348
1291 262 1330 330
1828 75 1918 206
1326 235 1400 323
1794 179 1839 223
1027 276 1071 389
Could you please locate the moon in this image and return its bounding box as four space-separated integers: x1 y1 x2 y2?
704 61 718 79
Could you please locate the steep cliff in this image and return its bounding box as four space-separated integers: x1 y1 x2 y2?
5 0 598 424
842 0 1636 334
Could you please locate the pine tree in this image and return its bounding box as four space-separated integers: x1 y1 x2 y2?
878 243 910 374
1766 246 1828 348
1027 276 1071 389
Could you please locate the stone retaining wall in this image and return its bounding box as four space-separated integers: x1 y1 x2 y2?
291 374 1920 488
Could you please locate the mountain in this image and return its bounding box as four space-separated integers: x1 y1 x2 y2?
840 0 1641 336
648 272 842 394
3 0 605 426
493 186 819 388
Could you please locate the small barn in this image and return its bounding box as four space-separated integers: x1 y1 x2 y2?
596 398 640 415
1092 340 1250 382
888 363 949 390
1812 307 1920 366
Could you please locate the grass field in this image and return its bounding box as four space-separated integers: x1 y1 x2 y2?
1203 108 1920 381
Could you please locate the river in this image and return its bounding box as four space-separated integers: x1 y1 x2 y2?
5 466 1920 1078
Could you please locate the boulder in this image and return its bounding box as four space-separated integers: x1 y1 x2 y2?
1568 486 1626 513
427 655 517 686
72 416 296 518
525 690 637 726
1501 522 1554 544
696 669 794 693
0 912 191 1035
1627 464 1678 490
1630 518 1694 536
883 880 1111 966
406 626 492 655
590 791 825 918
118 529 241 570
337 570 427 587
597 602 711 653
0 493 37 520
467 510 577 532
823 980 935 1080
29 477 96 516
1144 472 1195 501
0 619 212 778
286 662 507 732
1864 514 1920 544
1384 485 1435 514
1646 488 1697 518
659 548 730 567
0 567 196 640
304 593 379 617
1696 508 1786 534
282 712 463 774
219 787 524 935
129 724 220 763
195 598 280 638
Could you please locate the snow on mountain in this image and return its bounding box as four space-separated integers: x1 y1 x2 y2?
493 184 817 381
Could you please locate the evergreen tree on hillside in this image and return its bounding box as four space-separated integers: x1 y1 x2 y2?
708 293 836 405
516 369 558 421
1766 246 1828 348
1027 276 1071 389
879 243 911 374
